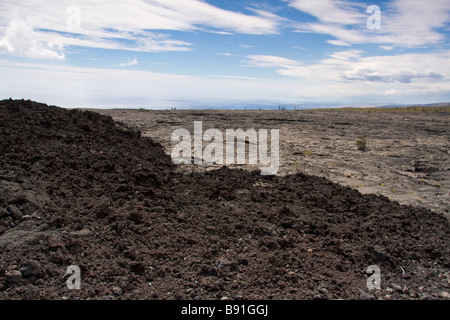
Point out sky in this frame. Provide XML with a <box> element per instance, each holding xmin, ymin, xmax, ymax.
<box><xmin>0</xmin><ymin>0</ymin><xmax>450</xmax><ymax>109</ymax></box>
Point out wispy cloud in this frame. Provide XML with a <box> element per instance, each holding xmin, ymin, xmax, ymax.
<box><xmin>326</xmin><ymin>40</ymin><xmax>351</xmax><ymax>47</ymax></box>
<box><xmin>244</xmin><ymin>55</ymin><xmax>301</xmax><ymax>71</ymax></box>
<box><xmin>1</xmin><ymin>54</ymin><xmax>449</xmax><ymax>107</ymax></box>
<box><xmin>245</xmin><ymin>50</ymin><xmax>450</xmax><ymax>83</ymax></box>
<box><xmin>287</xmin><ymin>0</ymin><xmax>365</xmax><ymax>25</ymax></box>
<box><xmin>0</xmin><ymin>20</ymin><xmax>66</xmax><ymax>59</ymax></box>
<box><xmin>288</xmin><ymin>0</ymin><xmax>450</xmax><ymax>47</ymax></box>
<box><xmin>119</xmin><ymin>57</ymin><xmax>138</xmax><ymax>67</ymax></box>
<box><xmin>0</xmin><ymin>0</ymin><xmax>283</xmax><ymax>59</ymax></box>
<box><xmin>1</xmin><ymin>1</ymin><xmax>449</xmax><ymax>106</ymax></box>
<box><xmin>0</xmin><ymin>59</ymin><xmax>295</xmax><ymax>107</ymax></box>
<box><xmin>379</xmin><ymin>45</ymin><xmax>394</xmax><ymax>51</ymax></box>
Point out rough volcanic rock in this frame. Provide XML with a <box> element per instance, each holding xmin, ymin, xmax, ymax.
<box><xmin>0</xmin><ymin>99</ymin><xmax>449</xmax><ymax>300</ymax></box>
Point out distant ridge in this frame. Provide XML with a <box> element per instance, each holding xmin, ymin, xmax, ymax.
<box><xmin>377</xmin><ymin>102</ymin><xmax>450</xmax><ymax>108</ymax></box>
<box><xmin>312</xmin><ymin>104</ymin><xmax>450</xmax><ymax>113</ymax></box>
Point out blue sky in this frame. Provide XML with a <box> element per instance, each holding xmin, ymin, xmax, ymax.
<box><xmin>1</xmin><ymin>0</ymin><xmax>450</xmax><ymax>108</ymax></box>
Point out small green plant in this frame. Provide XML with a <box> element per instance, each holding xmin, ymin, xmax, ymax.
<box><xmin>356</xmin><ymin>136</ymin><xmax>367</xmax><ymax>152</ymax></box>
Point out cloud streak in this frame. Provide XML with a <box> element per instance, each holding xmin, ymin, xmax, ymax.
<box><xmin>0</xmin><ymin>59</ymin><xmax>296</xmax><ymax>107</ymax></box>
<box><xmin>245</xmin><ymin>50</ymin><xmax>450</xmax><ymax>83</ymax></box>
<box><xmin>2</xmin><ymin>50</ymin><xmax>449</xmax><ymax>108</ymax></box>
<box><xmin>288</xmin><ymin>0</ymin><xmax>450</xmax><ymax>47</ymax></box>
<box><xmin>0</xmin><ymin>0</ymin><xmax>283</xmax><ymax>59</ymax></box>
<box><xmin>288</xmin><ymin>0</ymin><xmax>365</xmax><ymax>25</ymax></box>
<box><xmin>120</xmin><ymin>57</ymin><xmax>138</xmax><ymax>67</ymax></box>
<box><xmin>1</xmin><ymin>1</ymin><xmax>449</xmax><ymax>106</ymax></box>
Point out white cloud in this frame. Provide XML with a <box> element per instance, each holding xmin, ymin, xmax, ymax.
<box><xmin>119</xmin><ymin>57</ymin><xmax>138</xmax><ymax>67</ymax></box>
<box><xmin>342</xmin><ymin>53</ymin><xmax>448</xmax><ymax>83</ymax></box>
<box><xmin>0</xmin><ymin>60</ymin><xmax>297</xmax><ymax>107</ymax></box>
<box><xmin>246</xmin><ymin>50</ymin><xmax>450</xmax><ymax>82</ymax></box>
<box><xmin>382</xmin><ymin>0</ymin><xmax>450</xmax><ymax>46</ymax></box>
<box><xmin>288</xmin><ymin>0</ymin><xmax>450</xmax><ymax>48</ymax></box>
<box><xmin>245</xmin><ymin>55</ymin><xmax>301</xmax><ymax>69</ymax></box>
<box><xmin>0</xmin><ymin>0</ymin><xmax>283</xmax><ymax>59</ymax></box>
<box><xmin>0</xmin><ymin>19</ymin><xmax>65</xmax><ymax>59</ymax></box>
<box><xmin>287</xmin><ymin>0</ymin><xmax>365</xmax><ymax>25</ymax></box>
<box><xmin>1</xmin><ymin>56</ymin><xmax>449</xmax><ymax>107</ymax></box>
<box><xmin>326</xmin><ymin>40</ymin><xmax>351</xmax><ymax>47</ymax></box>
<box><xmin>244</xmin><ymin>50</ymin><xmax>450</xmax><ymax>101</ymax></box>
<box><xmin>294</xmin><ymin>22</ymin><xmax>367</xmax><ymax>43</ymax></box>
<box><xmin>329</xmin><ymin>50</ymin><xmax>362</xmax><ymax>61</ymax></box>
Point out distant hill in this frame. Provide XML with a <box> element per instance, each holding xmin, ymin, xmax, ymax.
<box><xmin>312</xmin><ymin>103</ymin><xmax>450</xmax><ymax>113</ymax></box>
<box><xmin>377</xmin><ymin>102</ymin><xmax>450</xmax><ymax>109</ymax></box>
